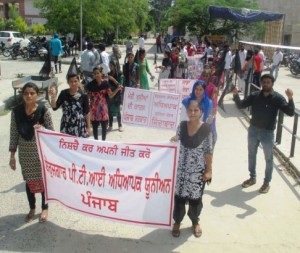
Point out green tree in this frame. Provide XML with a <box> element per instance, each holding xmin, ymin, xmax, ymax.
<box><xmin>34</xmin><ymin>0</ymin><xmax>150</xmax><ymax>43</ymax></box>
<box><xmin>31</xmin><ymin>24</ymin><xmax>46</xmax><ymax>35</ymax></box>
<box><xmin>15</xmin><ymin>16</ymin><xmax>28</xmax><ymax>34</ymax></box>
<box><xmin>168</xmin><ymin>0</ymin><xmax>259</xmax><ymax>41</ymax></box>
<box><xmin>148</xmin><ymin>0</ymin><xmax>173</xmax><ymax>33</ymax></box>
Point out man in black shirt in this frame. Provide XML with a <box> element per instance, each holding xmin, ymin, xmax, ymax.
<box><xmin>233</xmin><ymin>74</ymin><xmax>294</xmax><ymax>193</ymax></box>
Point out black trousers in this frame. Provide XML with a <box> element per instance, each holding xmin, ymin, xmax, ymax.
<box><xmin>53</xmin><ymin>55</ymin><xmax>61</xmax><ymax>73</ymax></box>
<box><xmin>92</xmin><ymin>120</ymin><xmax>108</xmax><ymax>140</ymax></box>
<box><xmin>173</xmin><ymin>184</ymin><xmax>206</xmax><ymax>225</ymax></box>
<box><xmin>157</xmin><ymin>44</ymin><xmax>163</xmax><ymax>53</ymax></box>
<box><xmin>26</xmin><ymin>183</ymin><xmax>48</xmax><ymax>210</ymax></box>
<box><xmin>109</xmin><ymin>113</ymin><xmax>122</xmax><ymax>128</ymax></box>
<box><xmin>253</xmin><ymin>72</ymin><xmax>261</xmax><ymax>90</ymax></box>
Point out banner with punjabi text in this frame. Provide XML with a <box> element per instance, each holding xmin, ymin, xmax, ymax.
<box><xmin>36</xmin><ymin>129</ymin><xmax>178</xmax><ymax>228</ymax></box>
<box><xmin>159</xmin><ymin>79</ymin><xmax>197</xmax><ymax>99</ymax></box>
<box><xmin>122</xmin><ymin>87</ymin><xmax>181</xmax><ymax>131</ymax></box>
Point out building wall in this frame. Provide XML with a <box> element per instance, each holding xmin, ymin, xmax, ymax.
<box><xmin>0</xmin><ymin>0</ymin><xmax>46</xmax><ymax>26</ymax></box>
<box><xmin>256</xmin><ymin>0</ymin><xmax>300</xmax><ymax>46</ymax></box>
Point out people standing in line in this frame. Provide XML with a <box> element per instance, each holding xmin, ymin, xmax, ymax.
<box><xmin>9</xmin><ymin>82</ymin><xmax>54</xmax><ymax>223</ymax></box>
<box><xmin>237</xmin><ymin>44</ymin><xmax>247</xmax><ymax>93</ymax></box>
<box><xmin>232</xmin><ymin>74</ymin><xmax>295</xmax><ymax>193</ymax></box>
<box><xmin>270</xmin><ymin>48</ymin><xmax>283</xmax><ymax>82</ymax></box>
<box><xmin>99</xmin><ymin>44</ymin><xmax>110</xmax><ymax>75</ymax></box>
<box><xmin>49</xmin><ymin>73</ymin><xmax>90</xmax><ymax>138</ymax></box>
<box><xmin>107</xmin><ymin>61</ymin><xmax>124</xmax><ymax>132</ymax></box>
<box><xmin>156</xmin><ymin>34</ymin><xmax>163</xmax><ymax>53</ymax></box>
<box><xmin>123</xmin><ymin>52</ymin><xmax>140</xmax><ymax>88</ymax></box>
<box><xmin>138</xmin><ymin>34</ymin><xmax>145</xmax><ymax>50</ymax></box>
<box><xmin>86</xmin><ymin>67</ymin><xmax>121</xmax><ymax>140</ymax></box>
<box><xmin>170</xmin><ymin>100</ymin><xmax>213</xmax><ymax>238</ymax></box>
<box><xmin>137</xmin><ymin>49</ymin><xmax>154</xmax><ymax>90</ymax></box>
<box><xmin>253</xmin><ymin>49</ymin><xmax>263</xmax><ymax>89</ymax></box>
<box><xmin>124</xmin><ymin>36</ymin><xmax>134</xmax><ymax>64</ymax></box>
<box><xmin>50</xmin><ymin>33</ymin><xmax>63</xmax><ymax>74</ymax></box>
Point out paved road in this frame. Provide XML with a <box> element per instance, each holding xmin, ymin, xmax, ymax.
<box><xmin>0</xmin><ymin>39</ymin><xmax>300</xmax><ymax>253</ymax></box>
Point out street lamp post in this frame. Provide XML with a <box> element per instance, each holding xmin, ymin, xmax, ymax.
<box><xmin>80</xmin><ymin>0</ymin><xmax>83</xmax><ymax>52</ymax></box>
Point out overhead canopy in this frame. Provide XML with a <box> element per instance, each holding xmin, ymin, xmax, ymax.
<box><xmin>240</xmin><ymin>41</ymin><xmax>300</xmax><ymax>51</ymax></box>
<box><xmin>208</xmin><ymin>6</ymin><xmax>284</xmax><ymax>22</ymax></box>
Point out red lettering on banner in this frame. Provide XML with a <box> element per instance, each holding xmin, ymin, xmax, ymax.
<box><xmin>121</xmin><ymin>146</ymin><xmax>136</xmax><ymax>157</ymax></box>
<box><xmin>136</xmin><ymin>93</ymin><xmax>149</xmax><ymax>101</ymax></box>
<box><xmin>78</xmin><ymin>164</ymin><xmax>87</xmax><ymax>185</ymax></box>
<box><xmin>135</xmin><ymin>115</ymin><xmax>147</xmax><ymax>124</ymax></box>
<box><xmin>144</xmin><ymin>172</ymin><xmax>172</xmax><ymax>199</ymax></box>
<box><xmin>81</xmin><ymin>191</ymin><xmax>119</xmax><ymax>212</ymax></box>
<box><xmin>108</xmin><ymin>168</ymin><xmax>142</xmax><ymax>192</ymax></box>
<box><xmin>123</xmin><ymin>113</ymin><xmax>134</xmax><ymax>122</ymax></box>
<box><xmin>134</xmin><ymin>104</ymin><xmax>146</xmax><ymax>110</ymax></box>
<box><xmin>82</xmin><ymin>143</ymin><xmax>94</xmax><ymax>152</ymax></box>
<box><xmin>88</xmin><ymin>166</ymin><xmax>106</xmax><ymax>187</ymax></box>
<box><xmin>138</xmin><ymin>148</ymin><xmax>151</xmax><ymax>158</ymax></box>
<box><xmin>45</xmin><ymin>159</ymin><xmax>67</xmax><ymax>179</ymax></box>
<box><xmin>96</xmin><ymin>145</ymin><xmax>118</xmax><ymax>156</ymax></box>
<box><xmin>128</xmin><ymin>91</ymin><xmax>135</xmax><ymax>99</ymax></box>
<box><xmin>59</xmin><ymin>138</ymin><xmax>79</xmax><ymax>151</ymax></box>
<box><xmin>68</xmin><ymin>163</ymin><xmax>77</xmax><ymax>183</ymax></box>
<box><xmin>154</xmin><ymin>100</ymin><xmax>177</xmax><ymax>110</ymax></box>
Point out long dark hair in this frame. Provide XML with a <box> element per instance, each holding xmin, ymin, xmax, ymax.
<box><xmin>22</xmin><ymin>82</ymin><xmax>39</xmax><ymax>94</ymax></box>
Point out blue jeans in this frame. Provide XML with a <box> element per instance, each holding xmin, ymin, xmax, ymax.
<box><xmin>248</xmin><ymin>126</ymin><xmax>274</xmax><ymax>185</ymax></box>
<box><xmin>270</xmin><ymin>65</ymin><xmax>279</xmax><ymax>81</ymax></box>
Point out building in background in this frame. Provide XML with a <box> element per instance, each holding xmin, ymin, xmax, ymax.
<box><xmin>256</xmin><ymin>0</ymin><xmax>300</xmax><ymax>46</ymax></box>
<box><xmin>0</xmin><ymin>0</ymin><xmax>46</xmax><ymax>26</ymax></box>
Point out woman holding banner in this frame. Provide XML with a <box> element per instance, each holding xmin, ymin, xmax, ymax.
<box><xmin>9</xmin><ymin>82</ymin><xmax>54</xmax><ymax>223</ymax></box>
<box><xmin>170</xmin><ymin>100</ymin><xmax>213</xmax><ymax>238</ymax></box>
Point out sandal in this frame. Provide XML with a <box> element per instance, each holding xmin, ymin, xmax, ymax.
<box><xmin>25</xmin><ymin>209</ymin><xmax>35</xmax><ymax>223</ymax></box>
<box><xmin>171</xmin><ymin>223</ymin><xmax>180</xmax><ymax>237</ymax></box>
<box><xmin>107</xmin><ymin>126</ymin><xmax>113</xmax><ymax>132</ymax></box>
<box><xmin>118</xmin><ymin>127</ymin><xmax>124</xmax><ymax>132</ymax></box>
<box><xmin>192</xmin><ymin>224</ymin><xmax>202</xmax><ymax>238</ymax></box>
<box><xmin>39</xmin><ymin>209</ymin><xmax>48</xmax><ymax>223</ymax></box>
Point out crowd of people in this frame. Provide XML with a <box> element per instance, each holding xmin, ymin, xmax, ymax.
<box><xmin>8</xmin><ymin>33</ymin><xmax>295</xmax><ymax>240</ymax></box>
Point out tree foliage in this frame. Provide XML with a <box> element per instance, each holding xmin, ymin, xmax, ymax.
<box><xmin>34</xmin><ymin>0</ymin><xmax>150</xmax><ymax>43</ymax></box>
<box><xmin>30</xmin><ymin>24</ymin><xmax>46</xmax><ymax>35</ymax></box>
<box><xmin>15</xmin><ymin>16</ymin><xmax>28</xmax><ymax>34</ymax></box>
<box><xmin>148</xmin><ymin>0</ymin><xmax>173</xmax><ymax>33</ymax></box>
<box><xmin>168</xmin><ymin>0</ymin><xmax>260</xmax><ymax>41</ymax></box>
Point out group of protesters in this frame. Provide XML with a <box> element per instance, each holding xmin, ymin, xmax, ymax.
<box><xmin>8</xmin><ymin>33</ymin><xmax>295</xmax><ymax>240</ymax></box>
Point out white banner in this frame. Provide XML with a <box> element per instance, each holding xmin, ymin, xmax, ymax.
<box><xmin>122</xmin><ymin>88</ymin><xmax>181</xmax><ymax>131</ymax></box>
<box><xmin>36</xmin><ymin>129</ymin><xmax>178</xmax><ymax>228</ymax></box>
<box><xmin>159</xmin><ymin>79</ymin><xmax>197</xmax><ymax>99</ymax></box>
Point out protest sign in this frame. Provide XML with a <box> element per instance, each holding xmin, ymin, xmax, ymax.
<box><xmin>159</xmin><ymin>79</ymin><xmax>197</xmax><ymax>99</ymax></box>
<box><xmin>122</xmin><ymin>88</ymin><xmax>181</xmax><ymax>130</ymax></box>
<box><xmin>36</xmin><ymin>129</ymin><xmax>178</xmax><ymax>228</ymax></box>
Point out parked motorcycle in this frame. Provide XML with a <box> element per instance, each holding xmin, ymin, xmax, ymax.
<box><xmin>289</xmin><ymin>58</ymin><xmax>300</xmax><ymax>76</ymax></box>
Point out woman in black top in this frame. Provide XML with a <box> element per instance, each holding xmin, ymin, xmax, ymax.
<box><xmin>49</xmin><ymin>73</ymin><xmax>90</xmax><ymax>138</ymax></box>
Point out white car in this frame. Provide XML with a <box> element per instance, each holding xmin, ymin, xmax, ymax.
<box><xmin>0</xmin><ymin>31</ymin><xmax>30</xmax><ymax>47</ymax></box>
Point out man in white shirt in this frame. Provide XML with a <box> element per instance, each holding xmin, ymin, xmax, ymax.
<box><xmin>138</xmin><ymin>34</ymin><xmax>145</xmax><ymax>49</ymax></box>
<box><xmin>80</xmin><ymin>42</ymin><xmax>96</xmax><ymax>74</ymax></box>
<box><xmin>237</xmin><ymin>44</ymin><xmax>247</xmax><ymax>92</ymax></box>
<box><xmin>224</xmin><ymin>45</ymin><xmax>232</xmax><ymax>84</ymax></box>
<box><xmin>99</xmin><ymin>44</ymin><xmax>110</xmax><ymax>75</ymax></box>
<box><xmin>270</xmin><ymin>48</ymin><xmax>283</xmax><ymax>82</ymax></box>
